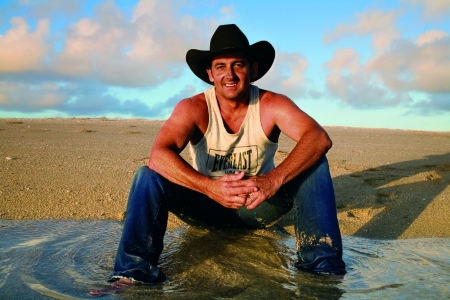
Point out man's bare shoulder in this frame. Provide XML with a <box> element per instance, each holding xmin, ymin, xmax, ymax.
<box><xmin>179</xmin><ymin>93</ymin><xmax>207</xmax><ymax>108</ymax></box>
<box><xmin>259</xmin><ymin>89</ymin><xmax>292</xmax><ymax>103</ymax></box>
<box><xmin>171</xmin><ymin>93</ymin><xmax>208</xmax><ymax>120</ymax></box>
<box><xmin>259</xmin><ymin>89</ymin><xmax>298</xmax><ymax>114</ymax></box>
<box><xmin>168</xmin><ymin>92</ymin><xmax>209</xmax><ymax>137</ymax></box>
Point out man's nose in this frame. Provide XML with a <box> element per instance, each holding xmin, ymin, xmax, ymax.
<box><xmin>225</xmin><ymin>66</ymin><xmax>236</xmax><ymax>77</ymax></box>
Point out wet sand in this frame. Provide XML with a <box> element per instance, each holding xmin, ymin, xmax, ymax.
<box><xmin>1</xmin><ymin>118</ymin><xmax>449</xmax><ymax>239</ymax></box>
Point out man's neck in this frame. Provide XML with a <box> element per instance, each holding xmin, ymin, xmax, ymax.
<box><xmin>215</xmin><ymin>91</ymin><xmax>250</xmax><ymax>134</ymax></box>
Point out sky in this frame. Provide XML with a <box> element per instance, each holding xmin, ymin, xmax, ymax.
<box><xmin>0</xmin><ymin>0</ymin><xmax>449</xmax><ymax>131</ymax></box>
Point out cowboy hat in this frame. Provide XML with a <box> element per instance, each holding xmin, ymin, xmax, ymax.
<box><xmin>186</xmin><ymin>24</ymin><xmax>275</xmax><ymax>85</ymax></box>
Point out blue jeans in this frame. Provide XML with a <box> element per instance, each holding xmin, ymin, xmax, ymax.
<box><xmin>110</xmin><ymin>157</ymin><xmax>346</xmax><ymax>283</ymax></box>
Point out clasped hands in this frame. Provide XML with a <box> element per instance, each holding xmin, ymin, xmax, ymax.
<box><xmin>211</xmin><ymin>171</ymin><xmax>279</xmax><ymax>210</ymax></box>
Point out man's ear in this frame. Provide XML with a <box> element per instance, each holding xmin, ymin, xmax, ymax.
<box><xmin>206</xmin><ymin>68</ymin><xmax>214</xmax><ymax>83</ymax></box>
<box><xmin>251</xmin><ymin>62</ymin><xmax>259</xmax><ymax>80</ymax></box>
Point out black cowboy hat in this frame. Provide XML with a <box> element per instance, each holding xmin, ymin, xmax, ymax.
<box><xmin>186</xmin><ymin>24</ymin><xmax>275</xmax><ymax>85</ymax></box>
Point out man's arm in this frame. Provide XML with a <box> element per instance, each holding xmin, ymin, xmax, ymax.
<box><xmin>264</xmin><ymin>92</ymin><xmax>332</xmax><ymax>185</ymax></box>
<box><xmin>234</xmin><ymin>91</ymin><xmax>332</xmax><ymax>209</ymax></box>
<box><xmin>148</xmin><ymin>95</ymin><xmax>257</xmax><ymax>209</ymax></box>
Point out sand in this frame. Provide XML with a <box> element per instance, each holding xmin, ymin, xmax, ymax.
<box><xmin>1</xmin><ymin>118</ymin><xmax>449</xmax><ymax>239</ymax></box>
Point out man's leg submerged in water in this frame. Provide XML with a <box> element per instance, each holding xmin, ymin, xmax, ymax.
<box><xmin>90</xmin><ymin>166</ymin><xmax>169</xmax><ymax>296</ymax></box>
<box><xmin>90</xmin><ymin>158</ymin><xmax>345</xmax><ymax>295</ymax></box>
<box><xmin>288</xmin><ymin>156</ymin><xmax>346</xmax><ymax>275</ymax></box>
<box><xmin>234</xmin><ymin>156</ymin><xmax>346</xmax><ymax>276</ymax></box>
<box><xmin>89</xmin><ymin>166</ymin><xmax>248</xmax><ymax>296</ymax></box>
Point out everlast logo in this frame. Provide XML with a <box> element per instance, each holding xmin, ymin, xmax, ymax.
<box><xmin>207</xmin><ymin>145</ymin><xmax>258</xmax><ymax>175</ymax></box>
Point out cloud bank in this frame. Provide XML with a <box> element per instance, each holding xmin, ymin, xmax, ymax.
<box><xmin>0</xmin><ymin>0</ymin><xmax>223</xmax><ymax>116</ymax></box>
<box><xmin>0</xmin><ymin>0</ymin><xmax>449</xmax><ymax>119</ymax></box>
<box><xmin>324</xmin><ymin>1</ymin><xmax>450</xmax><ymax>114</ymax></box>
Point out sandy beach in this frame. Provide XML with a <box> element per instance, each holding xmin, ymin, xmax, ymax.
<box><xmin>1</xmin><ymin>118</ymin><xmax>449</xmax><ymax>239</ymax></box>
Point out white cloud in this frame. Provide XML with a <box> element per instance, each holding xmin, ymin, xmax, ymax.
<box><xmin>0</xmin><ymin>81</ymin><xmax>66</xmax><ymax>111</ymax></box>
<box><xmin>324</xmin><ymin>48</ymin><xmax>410</xmax><ymax>108</ymax></box>
<box><xmin>1</xmin><ymin>0</ymin><xmax>219</xmax><ymax>87</ymax></box>
<box><xmin>0</xmin><ymin>17</ymin><xmax>50</xmax><ymax>72</ymax></box>
<box><xmin>324</xmin><ymin>9</ymin><xmax>401</xmax><ymax>53</ymax></box>
<box><xmin>258</xmin><ymin>51</ymin><xmax>309</xmax><ymax>97</ymax></box>
<box><xmin>324</xmin><ymin>5</ymin><xmax>450</xmax><ymax>113</ymax></box>
<box><xmin>415</xmin><ymin>29</ymin><xmax>448</xmax><ymax>46</ymax></box>
<box><xmin>0</xmin><ymin>0</ymin><xmax>224</xmax><ymax>117</ymax></box>
<box><xmin>0</xmin><ymin>79</ymin><xmax>195</xmax><ymax>117</ymax></box>
<box><xmin>408</xmin><ymin>0</ymin><xmax>450</xmax><ymax>20</ymax></box>
<box><xmin>50</xmin><ymin>0</ymin><xmax>219</xmax><ymax>86</ymax></box>
<box><xmin>371</xmin><ymin>35</ymin><xmax>450</xmax><ymax>93</ymax></box>
<box><xmin>220</xmin><ymin>4</ymin><xmax>234</xmax><ymax>15</ymax></box>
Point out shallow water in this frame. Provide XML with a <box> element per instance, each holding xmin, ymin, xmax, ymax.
<box><xmin>0</xmin><ymin>220</ymin><xmax>449</xmax><ymax>299</ymax></box>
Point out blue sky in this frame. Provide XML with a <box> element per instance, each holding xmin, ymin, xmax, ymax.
<box><xmin>1</xmin><ymin>0</ymin><xmax>449</xmax><ymax>131</ymax></box>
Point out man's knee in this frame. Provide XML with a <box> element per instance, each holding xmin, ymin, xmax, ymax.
<box><xmin>288</xmin><ymin>156</ymin><xmax>332</xmax><ymax>191</ymax></box>
<box><xmin>135</xmin><ymin>165</ymin><xmax>151</xmax><ymax>176</ymax></box>
<box><xmin>310</xmin><ymin>156</ymin><xmax>331</xmax><ymax>177</ymax></box>
<box><xmin>130</xmin><ymin>166</ymin><xmax>165</xmax><ymax>192</ymax></box>
<box><xmin>135</xmin><ymin>166</ymin><xmax>161</xmax><ymax>180</ymax></box>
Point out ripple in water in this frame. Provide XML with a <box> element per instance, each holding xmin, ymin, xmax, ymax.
<box><xmin>0</xmin><ymin>220</ymin><xmax>449</xmax><ymax>299</ymax></box>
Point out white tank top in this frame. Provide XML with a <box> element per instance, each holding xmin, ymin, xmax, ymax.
<box><xmin>190</xmin><ymin>85</ymin><xmax>278</xmax><ymax>178</ymax></box>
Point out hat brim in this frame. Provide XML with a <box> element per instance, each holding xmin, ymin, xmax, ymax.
<box><xmin>186</xmin><ymin>41</ymin><xmax>275</xmax><ymax>85</ymax></box>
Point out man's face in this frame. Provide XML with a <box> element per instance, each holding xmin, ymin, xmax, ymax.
<box><xmin>206</xmin><ymin>52</ymin><xmax>258</xmax><ymax>102</ymax></box>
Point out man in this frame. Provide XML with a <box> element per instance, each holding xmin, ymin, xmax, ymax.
<box><xmin>90</xmin><ymin>24</ymin><xmax>345</xmax><ymax>296</ymax></box>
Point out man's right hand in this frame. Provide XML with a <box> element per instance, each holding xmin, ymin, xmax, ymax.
<box><xmin>207</xmin><ymin>171</ymin><xmax>258</xmax><ymax>209</ymax></box>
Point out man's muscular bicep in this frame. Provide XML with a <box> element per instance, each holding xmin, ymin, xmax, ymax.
<box><xmin>152</xmin><ymin>99</ymin><xmax>199</xmax><ymax>154</ymax></box>
<box><xmin>264</xmin><ymin>92</ymin><xmax>325</xmax><ymax>143</ymax></box>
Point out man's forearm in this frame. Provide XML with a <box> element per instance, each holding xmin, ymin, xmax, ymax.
<box><xmin>148</xmin><ymin>149</ymin><xmax>210</xmax><ymax>194</ymax></box>
<box><xmin>148</xmin><ymin>148</ymin><xmax>258</xmax><ymax>209</ymax></box>
<box><xmin>268</xmin><ymin>129</ymin><xmax>331</xmax><ymax>186</ymax></box>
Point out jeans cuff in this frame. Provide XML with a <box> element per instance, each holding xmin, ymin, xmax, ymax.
<box><xmin>108</xmin><ymin>266</ymin><xmax>166</xmax><ymax>284</ymax></box>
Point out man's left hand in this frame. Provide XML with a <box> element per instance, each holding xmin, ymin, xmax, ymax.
<box><xmin>225</xmin><ymin>174</ymin><xmax>282</xmax><ymax>210</ymax></box>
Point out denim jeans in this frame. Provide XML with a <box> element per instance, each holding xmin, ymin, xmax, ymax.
<box><xmin>109</xmin><ymin>157</ymin><xmax>346</xmax><ymax>283</ymax></box>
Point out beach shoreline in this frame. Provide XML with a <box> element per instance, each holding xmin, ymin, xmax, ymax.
<box><xmin>1</xmin><ymin>118</ymin><xmax>449</xmax><ymax>239</ymax></box>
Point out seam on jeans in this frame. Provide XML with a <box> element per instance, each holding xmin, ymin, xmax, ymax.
<box><xmin>146</xmin><ymin>176</ymin><xmax>165</xmax><ymax>254</ymax></box>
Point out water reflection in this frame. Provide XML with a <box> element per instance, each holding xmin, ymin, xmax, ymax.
<box><xmin>0</xmin><ymin>220</ymin><xmax>449</xmax><ymax>299</ymax></box>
